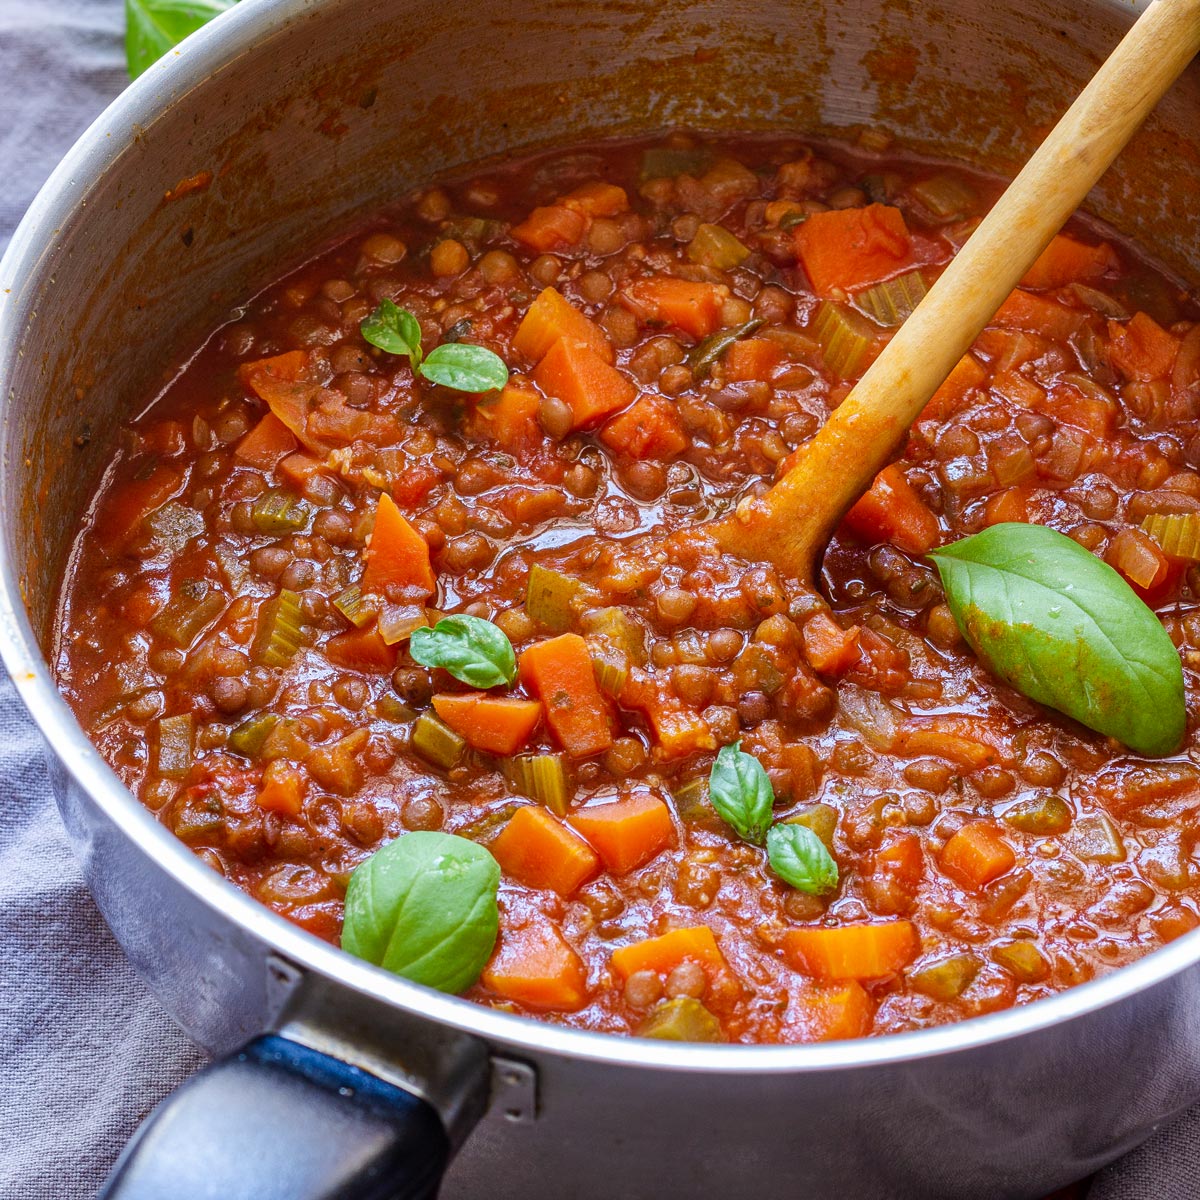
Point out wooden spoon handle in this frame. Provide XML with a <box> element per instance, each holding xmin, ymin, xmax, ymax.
<box><xmin>717</xmin><ymin>0</ymin><xmax>1200</xmax><ymax>579</ymax></box>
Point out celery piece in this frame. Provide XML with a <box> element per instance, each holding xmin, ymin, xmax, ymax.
<box><xmin>251</xmin><ymin>589</ymin><xmax>305</xmax><ymax>668</ymax></box>
<box><xmin>639</xmin><ymin>146</ymin><xmax>715</xmax><ymax>182</ymax></box>
<box><xmin>687</xmin><ymin>317</ymin><xmax>765</xmax><ymax>380</ymax></box>
<box><xmin>150</xmin><ymin>580</ymin><xmax>226</xmax><ymax>648</ymax></box>
<box><xmin>686</xmin><ymin>223</ymin><xmax>751</xmax><ymax>270</ymax></box>
<box><xmin>910</xmin><ymin>953</ymin><xmax>979</xmax><ymax>1001</ymax></box>
<box><xmin>1142</xmin><ymin>512</ymin><xmax>1200</xmax><ymax>562</ymax></box>
<box><xmin>259</xmin><ymin>717</ymin><xmax>312</xmax><ymax>763</ymax></box>
<box><xmin>440</xmin><ymin>216</ymin><xmax>506</xmax><ymax>249</ymax></box>
<box><xmin>579</xmin><ymin>606</ymin><xmax>648</xmax><ymax>666</ymax></box>
<box><xmin>374</xmin><ymin>694</ymin><xmax>418</xmax><ymax>724</ymax></box>
<box><xmin>1002</xmin><ymin>794</ymin><xmax>1072</xmax><ymax>836</ymax></box>
<box><xmin>227</xmin><ymin>712</ymin><xmax>280</xmax><ymax>760</ymax></box>
<box><xmin>638</xmin><ymin>997</ymin><xmax>722</xmax><ymax>1042</ymax></box>
<box><xmin>333</xmin><ymin>584</ymin><xmax>375</xmax><ymax>629</ymax></box>
<box><xmin>672</xmin><ymin>777</ymin><xmax>724</xmax><ymax>832</ymax></box>
<box><xmin>526</xmin><ymin>564</ymin><xmax>580</xmax><ymax>633</ymax></box>
<box><xmin>155</xmin><ymin>714</ymin><xmax>194</xmax><ymax>779</ymax></box>
<box><xmin>251</xmin><ymin>489</ymin><xmax>310</xmax><ymax>534</ymax></box>
<box><xmin>378</xmin><ymin>603</ymin><xmax>430</xmax><ymax>646</ymax></box>
<box><xmin>458</xmin><ymin>803</ymin><xmax>520</xmax><ymax>843</ymax></box>
<box><xmin>813</xmin><ymin>301</ymin><xmax>880</xmax><ymax>380</ymax></box>
<box><xmin>145</xmin><ymin>501</ymin><xmax>205</xmax><ymax>553</ymax></box>
<box><xmin>411</xmin><ymin>711</ymin><xmax>466</xmax><ymax>771</ymax></box>
<box><xmin>856</xmin><ymin>269</ymin><xmax>928</xmax><ymax>327</ymax></box>
<box><xmin>992</xmin><ymin>940</ymin><xmax>1050</xmax><ymax>984</ymax></box>
<box><xmin>505</xmin><ymin>753</ymin><xmax>570</xmax><ymax>816</ymax></box>
<box><xmin>910</xmin><ymin>173</ymin><xmax>977</xmax><ymax>220</ymax></box>
<box><xmin>590</xmin><ymin>650</ymin><xmax>628</xmax><ymax>698</ymax></box>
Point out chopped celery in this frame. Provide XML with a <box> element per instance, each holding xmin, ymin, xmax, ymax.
<box><xmin>440</xmin><ymin>216</ymin><xmax>506</xmax><ymax>248</ymax></box>
<box><xmin>251</xmin><ymin>489</ymin><xmax>310</xmax><ymax>534</ymax></box>
<box><xmin>579</xmin><ymin>606</ymin><xmax>647</xmax><ymax>666</ymax></box>
<box><xmin>673</xmin><ymin>777</ymin><xmax>724</xmax><ymax>831</ymax></box>
<box><xmin>333</xmin><ymin>584</ymin><xmax>375</xmax><ymax>629</ymax></box>
<box><xmin>259</xmin><ymin>717</ymin><xmax>312</xmax><ymax>762</ymax></box>
<box><xmin>813</xmin><ymin>301</ymin><xmax>880</xmax><ymax>380</ymax></box>
<box><xmin>1142</xmin><ymin>512</ymin><xmax>1200</xmax><ymax>561</ymax></box>
<box><xmin>155</xmin><ymin>714</ymin><xmax>194</xmax><ymax>779</ymax></box>
<box><xmin>783</xmin><ymin>801</ymin><xmax>838</xmax><ymax>850</ymax></box>
<box><xmin>638</xmin><ymin>997</ymin><xmax>722</xmax><ymax>1042</ymax></box>
<box><xmin>378</xmin><ymin>603</ymin><xmax>429</xmax><ymax>646</ymax></box>
<box><xmin>686</xmin><ymin>223</ymin><xmax>751</xmax><ymax>270</ymax></box>
<box><xmin>150</xmin><ymin>580</ymin><xmax>225</xmax><ymax>648</ymax></box>
<box><xmin>505</xmin><ymin>752</ymin><xmax>570</xmax><ymax>816</ymax></box>
<box><xmin>639</xmin><ymin>146</ymin><xmax>714</xmax><ymax>182</ymax></box>
<box><xmin>910</xmin><ymin>953</ymin><xmax>979</xmax><ymax>1001</ymax></box>
<box><xmin>411</xmin><ymin>711</ymin><xmax>466</xmax><ymax>770</ymax></box>
<box><xmin>591</xmin><ymin>650</ymin><xmax>628</xmax><ymax>698</ymax></box>
<box><xmin>856</xmin><ymin>269</ymin><xmax>928</xmax><ymax>326</ymax></box>
<box><xmin>457</xmin><ymin>802</ymin><xmax>520</xmax><ymax>842</ymax></box>
<box><xmin>227</xmin><ymin>712</ymin><xmax>280</xmax><ymax>759</ymax></box>
<box><xmin>910</xmin><ymin>173</ymin><xmax>977</xmax><ymax>219</ymax></box>
<box><xmin>145</xmin><ymin>501</ymin><xmax>205</xmax><ymax>553</ymax></box>
<box><xmin>687</xmin><ymin>317</ymin><xmax>765</xmax><ymax>380</ymax></box>
<box><xmin>373</xmin><ymin>694</ymin><xmax>418</xmax><ymax>723</ymax></box>
<box><xmin>251</xmin><ymin>589</ymin><xmax>305</xmax><ymax>668</ymax></box>
<box><xmin>992</xmin><ymin>940</ymin><xmax>1050</xmax><ymax>984</ymax></box>
<box><xmin>1002</xmin><ymin>794</ymin><xmax>1072</xmax><ymax>836</ymax></box>
<box><xmin>1066</xmin><ymin>813</ymin><xmax>1126</xmax><ymax>863</ymax></box>
<box><xmin>526</xmin><ymin>564</ymin><xmax>580</xmax><ymax>633</ymax></box>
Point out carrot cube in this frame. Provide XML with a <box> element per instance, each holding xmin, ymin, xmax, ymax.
<box><xmin>469</xmin><ymin>385</ymin><xmax>543</xmax><ymax>454</ymax></box>
<box><xmin>620</xmin><ymin>277</ymin><xmax>726</xmax><ymax>340</ymax></box>
<box><xmin>361</xmin><ymin>492</ymin><xmax>436</xmax><ymax>598</ymax></box>
<box><xmin>1021</xmin><ymin>234</ymin><xmax>1119</xmax><ymax>290</ymax></box>
<box><xmin>793</xmin><ymin>204</ymin><xmax>912</xmax><ymax>295</ymax></box>
<box><xmin>984</xmin><ymin>486</ymin><xmax>1031</xmax><ymax>526</ymax></box>
<box><xmin>921</xmin><ymin>353</ymin><xmax>987</xmax><ymax>423</ymax></box>
<box><xmin>940</xmin><ymin>821</ymin><xmax>1016</xmax><ymax>890</ymax></box>
<box><xmin>431</xmin><ymin>693</ymin><xmax>543</xmax><ymax>756</ymax></box>
<box><xmin>519</xmin><ymin>633</ymin><xmax>613</xmax><ymax>757</ymax></box>
<box><xmin>559</xmin><ymin>181</ymin><xmax>629</xmax><ymax>218</ymax></box>
<box><xmin>842</xmin><ymin>463</ymin><xmax>940</xmax><ymax>555</ymax></box>
<box><xmin>599</xmin><ymin>395</ymin><xmax>688</xmax><ymax>460</ymax></box>
<box><xmin>325</xmin><ymin>626</ymin><xmax>398</xmax><ymax>674</ymax></box>
<box><xmin>482</xmin><ymin>919</ymin><xmax>589</xmax><ymax>1011</ymax></box>
<box><xmin>511</xmin><ymin>204</ymin><xmax>587</xmax><ymax>253</ymax></box>
<box><xmin>787</xmin><ymin>981</ymin><xmax>875</xmax><ymax>1042</ymax></box>
<box><xmin>992</xmin><ymin>290</ymin><xmax>1087</xmax><ymax>341</ymax></box>
<box><xmin>256</xmin><ymin>762</ymin><xmax>307</xmax><ymax>817</ymax></box>
<box><xmin>802</xmin><ymin>612</ymin><xmax>862</xmax><ymax>676</ymax></box>
<box><xmin>235</xmin><ymin>412</ymin><xmax>300</xmax><ymax>470</ymax></box>
<box><xmin>568</xmin><ymin>793</ymin><xmax>674</xmax><ymax>874</ymax></box>
<box><xmin>1107</xmin><ymin>312</ymin><xmax>1181</xmax><ymax>382</ymax></box>
<box><xmin>782</xmin><ymin>920</ymin><xmax>919</xmax><ymax>981</ymax></box>
<box><xmin>491</xmin><ymin>806</ymin><xmax>601</xmax><ymax>896</ymax></box>
<box><xmin>723</xmin><ymin>337</ymin><xmax>785</xmax><ymax>382</ymax></box>
<box><xmin>511</xmin><ymin>287</ymin><xmax>613</xmax><ymax>364</ymax></box>
<box><xmin>534</xmin><ymin>338</ymin><xmax>636</xmax><ymax>431</ymax></box>
<box><xmin>611</xmin><ymin>925</ymin><xmax>729</xmax><ymax>982</ymax></box>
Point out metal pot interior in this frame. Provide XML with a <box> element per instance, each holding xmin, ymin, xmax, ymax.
<box><xmin>7</xmin><ymin>0</ymin><xmax>1200</xmax><ymax>644</ymax></box>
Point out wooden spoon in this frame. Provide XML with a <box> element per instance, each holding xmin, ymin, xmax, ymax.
<box><xmin>713</xmin><ymin>0</ymin><xmax>1200</xmax><ymax>580</ymax></box>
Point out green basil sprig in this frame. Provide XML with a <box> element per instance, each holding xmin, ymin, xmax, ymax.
<box><xmin>410</xmin><ymin>614</ymin><xmax>517</xmax><ymax>688</ymax></box>
<box><xmin>342</xmin><ymin>831</ymin><xmax>500</xmax><ymax>993</ymax></box>
<box><xmin>361</xmin><ymin>300</ymin><xmax>508</xmax><ymax>393</ymax></box>
<box><xmin>126</xmin><ymin>0</ymin><xmax>235</xmax><ymax>79</ymax></box>
<box><xmin>930</xmin><ymin>522</ymin><xmax>1185</xmax><ymax>757</ymax></box>
<box><xmin>708</xmin><ymin>742</ymin><xmax>774</xmax><ymax>844</ymax></box>
<box><xmin>766</xmin><ymin>824</ymin><xmax>838</xmax><ymax>894</ymax></box>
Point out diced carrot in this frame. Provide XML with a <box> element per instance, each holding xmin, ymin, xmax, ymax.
<box><xmin>235</xmin><ymin>412</ymin><xmax>300</xmax><ymax>470</ymax></box>
<box><xmin>781</xmin><ymin>920</ymin><xmax>919</xmax><ymax>981</ymax></box>
<box><xmin>511</xmin><ymin>204</ymin><xmax>587</xmax><ymax>253</ymax></box>
<box><xmin>984</xmin><ymin>486</ymin><xmax>1031</xmax><ymax>526</ymax></box>
<box><xmin>620</xmin><ymin>277</ymin><xmax>726</xmax><ymax>340</ymax></box>
<box><xmin>723</xmin><ymin>337</ymin><xmax>785</xmax><ymax>382</ymax></box>
<box><xmin>256</xmin><ymin>761</ymin><xmax>307</xmax><ymax>817</ymax></box>
<box><xmin>559</xmin><ymin>181</ymin><xmax>629</xmax><ymax>218</ymax></box>
<box><xmin>802</xmin><ymin>612</ymin><xmax>863</xmax><ymax>676</ymax></box>
<box><xmin>1108</xmin><ymin>312</ymin><xmax>1181</xmax><ymax>382</ymax></box>
<box><xmin>469</xmin><ymin>385</ymin><xmax>543</xmax><ymax>454</ymax></box>
<box><xmin>940</xmin><ymin>821</ymin><xmax>1015</xmax><ymax>890</ymax></box>
<box><xmin>511</xmin><ymin>287</ymin><xmax>613</xmax><ymax>364</ymax></box>
<box><xmin>1035</xmin><ymin>381</ymin><xmax>1116</xmax><ymax>437</ymax></box>
<box><xmin>431</xmin><ymin>693</ymin><xmax>543</xmax><ymax>755</ymax></box>
<box><xmin>325</xmin><ymin>626</ymin><xmax>398</xmax><ymax>673</ymax></box>
<box><xmin>617</xmin><ymin>671</ymin><xmax>716</xmax><ymax>759</ymax></box>
<box><xmin>1105</xmin><ymin>527</ymin><xmax>1170</xmax><ymax>592</ymax></box>
<box><xmin>519</xmin><ymin>633</ymin><xmax>612</xmax><ymax>757</ymax></box>
<box><xmin>534</xmin><ymin>338</ymin><xmax>636</xmax><ymax>432</ymax></box>
<box><xmin>482</xmin><ymin>918</ymin><xmax>589</xmax><ymax>1011</ymax></box>
<box><xmin>792</xmin><ymin>204</ymin><xmax>911</xmax><ymax>295</ymax></box>
<box><xmin>787</xmin><ymin>981</ymin><xmax>875</xmax><ymax>1042</ymax></box>
<box><xmin>611</xmin><ymin>925</ymin><xmax>729</xmax><ymax>983</ymax></box>
<box><xmin>920</xmin><ymin>353</ymin><xmax>987</xmax><ymax>423</ymax></box>
<box><xmin>278</xmin><ymin>452</ymin><xmax>332</xmax><ymax>491</ymax></box>
<box><xmin>568</xmin><ymin>793</ymin><xmax>674</xmax><ymax>874</ymax></box>
<box><xmin>237</xmin><ymin>350</ymin><xmax>318</xmax><ymax>440</ymax></box>
<box><xmin>361</xmin><ymin>492</ymin><xmax>436</xmax><ymax>598</ymax></box>
<box><xmin>842</xmin><ymin>463</ymin><xmax>940</xmax><ymax>555</ymax></box>
<box><xmin>992</xmin><ymin>290</ymin><xmax>1087</xmax><ymax>341</ymax></box>
<box><xmin>1021</xmin><ymin>234</ymin><xmax>1119</xmax><ymax>290</ymax></box>
<box><xmin>490</xmin><ymin>806</ymin><xmax>601</xmax><ymax>896</ymax></box>
<box><xmin>93</xmin><ymin>463</ymin><xmax>182</xmax><ymax>546</ymax></box>
<box><xmin>599</xmin><ymin>395</ymin><xmax>688</xmax><ymax>460</ymax></box>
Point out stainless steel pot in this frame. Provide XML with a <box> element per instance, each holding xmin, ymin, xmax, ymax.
<box><xmin>3</xmin><ymin>1</ymin><xmax>1200</xmax><ymax>1196</ymax></box>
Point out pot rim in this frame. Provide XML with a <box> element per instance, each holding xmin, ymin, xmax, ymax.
<box><xmin>2</xmin><ymin>0</ymin><xmax>1192</xmax><ymax>1076</ymax></box>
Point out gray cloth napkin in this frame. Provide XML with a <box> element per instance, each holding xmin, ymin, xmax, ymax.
<box><xmin>0</xmin><ymin>3</ymin><xmax>1197</xmax><ymax>1197</ymax></box>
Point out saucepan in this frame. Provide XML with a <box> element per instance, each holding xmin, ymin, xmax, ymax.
<box><xmin>3</xmin><ymin>0</ymin><xmax>1200</xmax><ymax>1196</ymax></box>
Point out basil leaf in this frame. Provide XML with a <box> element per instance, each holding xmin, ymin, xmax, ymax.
<box><xmin>766</xmin><ymin>823</ymin><xmax>838</xmax><ymax>894</ymax></box>
<box><xmin>930</xmin><ymin>522</ymin><xmax>1185</xmax><ymax>757</ymax></box>
<box><xmin>341</xmin><ymin>831</ymin><xmax>500</xmax><ymax>993</ymax></box>
<box><xmin>409</xmin><ymin>614</ymin><xmax>517</xmax><ymax>688</ymax></box>
<box><xmin>419</xmin><ymin>343</ymin><xmax>509</xmax><ymax>393</ymax></box>
<box><xmin>361</xmin><ymin>299</ymin><xmax>423</xmax><ymax>366</ymax></box>
<box><xmin>708</xmin><ymin>742</ymin><xmax>773</xmax><ymax>843</ymax></box>
<box><xmin>126</xmin><ymin>0</ymin><xmax>235</xmax><ymax>79</ymax></box>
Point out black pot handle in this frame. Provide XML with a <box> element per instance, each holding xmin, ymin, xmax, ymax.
<box><xmin>98</xmin><ymin>1034</ymin><xmax>450</xmax><ymax>1200</ymax></box>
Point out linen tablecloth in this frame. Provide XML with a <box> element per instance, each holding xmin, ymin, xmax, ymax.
<box><xmin>0</xmin><ymin>3</ymin><xmax>1196</xmax><ymax>1196</ymax></box>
